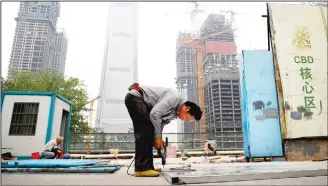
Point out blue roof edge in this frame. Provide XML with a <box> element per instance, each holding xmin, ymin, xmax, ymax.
<box><xmin>2</xmin><ymin>91</ymin><xmax>72</xmax><ymax>106</ymax></box>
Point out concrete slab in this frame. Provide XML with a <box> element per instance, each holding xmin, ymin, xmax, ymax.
<box><xmin>161</xmin><ymin>161</ymin><xmax>328</xmax><ymax>185</ymax></box>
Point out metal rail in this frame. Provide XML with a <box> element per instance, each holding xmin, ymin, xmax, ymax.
<box><xmin>68</xmin><ymin>132</ymin><xmax>244</xmax><ymax>153</ymax></box>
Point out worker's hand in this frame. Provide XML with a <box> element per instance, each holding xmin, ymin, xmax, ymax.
<box><xmin>154</xmin><ymin>138</ymin><xmax>164</xmax><ymax>149</ymax></box>
<box><xmin>57</xmin><ymin>150</ymin><xmax>64</xmax><ymax>159</ymax></box>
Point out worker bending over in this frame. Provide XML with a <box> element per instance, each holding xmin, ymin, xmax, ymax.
<box><xmin>41</xmin><ymin>136</ymin><xmax>64</xmax><ymax>159</ymax></box>
<box><xmin>125</xmin><ymin>83</ymin><xmax>202</xmax><ymax>177</ymax></box>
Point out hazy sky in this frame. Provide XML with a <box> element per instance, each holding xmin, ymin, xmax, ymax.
<box><xmin>1</xmin><ymin>2</ymin><xmax>268</xmax><ymax>134</ymax></box>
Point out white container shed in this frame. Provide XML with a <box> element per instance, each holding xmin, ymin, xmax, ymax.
<box><xmin>1</xmin><ymin>91</ymin><xmax>72</xmax><ymax>159</ymax></box>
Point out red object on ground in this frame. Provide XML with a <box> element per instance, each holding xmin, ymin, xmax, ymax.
<box><xmin>31</xmin><ymin>152</ymin><xmax>40</xmax><ymax>159</ymax></box>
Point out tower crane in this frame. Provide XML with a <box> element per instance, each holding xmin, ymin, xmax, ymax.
<box><xmin>165</xmin><ymin>2</ymin><xmax>204</xmax><ymax>139</ymax></box>
<box><xmin>86</xmin><ymin>95</ymin><xmax>100</xmax><ymax>154</ymax></box>
<box><xmin>219</xmin><ymin>10</ymin><xmax>256</xmax><ymax>30</ymax></box>
<box><xmin>183</xmin><ymin>5</ymin><xmax>248</xmax><ymax>143</ymax></box>
<box><xmin>189</xmin><ymin>1</ymin><xmax>204</xmax><ymax>34</ymax></box>
<box><xmin>185</xmin><ymin>1</ymin><xmax>207</xmax><ymax>143</ymax></box>
<box><xmin>220</xmin><ymin>10</ymin><xmax>236</xmax><ymax>29</ymax></box>
<box><xmin>88</xmin><ymin>96</ymin><xmax>101</xmax><ymax>128</ymax></box>
<box><xmin>168</xmin><ymin>4</ymin><xmax>246</xmax><ymax>143</ymax></box>
<box><xmin>163</xmin><ymin>2</ymin><xmax>204</xmax><ymax>35</ymax></box>
<box><xmin>183</xmin><ymin>28</ymin><xmax>239</xmax><ymax>143</ymax></box>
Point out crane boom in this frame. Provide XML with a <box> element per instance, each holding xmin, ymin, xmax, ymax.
<box><xmin>184</xmin><ymin>28</ymin><xmax>238</xmax><ymax>45</ymax></box>
<box><xmin>89</xmin><ymin>96</ymin><xmax>101</xmax><ymax>104</ymax></box>
<box><xmin>86</xmin><ymin>95</ymin><xmax>101</xmax><ymax>154</ymax></box>
<box><xmin>183</xmin><ymin>17</ymin><xmax>241</xmax><ymax>143</ymax></box>
<box><xmin>196</xmin><ymin>41</ymin><xmax>206</xmax><ymax>142</ymax></box>
<box><xmin>88</xmin><ymin>96</ymin><xmax>101</xmax><ymax>127</ymax></box>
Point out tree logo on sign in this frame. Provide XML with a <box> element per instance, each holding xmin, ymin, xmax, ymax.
<box><xmin>292</xmin><ymin>27</ymin><xmax>312</xmax><ymax>49</ymax></box>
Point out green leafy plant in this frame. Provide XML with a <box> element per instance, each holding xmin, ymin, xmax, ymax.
<box><xmin>3</xmin><ymin>70</ymin><xmax>92</xmax><ymax>137</ymax></box>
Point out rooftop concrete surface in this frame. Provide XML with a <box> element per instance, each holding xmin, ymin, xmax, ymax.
<box><xmin>191</xmin><ymin>176</ymin><xmax>328</xmax><ymax>185</ymax></box>
<box><xmin>2</xmin><ymin>167</ymin><xmax>170</xmax><ymax>185</ymax></box>
<box><xmin>2</xmin><ymin>171</ymin><xmax>327</xmax><ymax>185</ymax></box>
<box><xmin>2</xmin><ymin>159</ymin><xmax>327</xmax><ymax>185</ymax></box>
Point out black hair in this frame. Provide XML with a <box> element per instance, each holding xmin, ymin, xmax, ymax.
<box><xmin>184</xmin><ymin>101</ymin><xmax>203</xmax><ymax>121</ymax></box>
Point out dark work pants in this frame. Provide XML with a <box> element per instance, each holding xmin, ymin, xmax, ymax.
<box><xmin>125</xmin><ymin>93</ymin><xmax>155</xmax><ymax>171</ymax></box>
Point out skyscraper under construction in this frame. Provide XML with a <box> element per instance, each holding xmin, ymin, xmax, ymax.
<box><xmin>201</xmin><ymin>14</ymin><xmax>243</xmax><ymax>151</ymax></box>
<box><xmin>175</xmin><ymin>32</ymin><xmax>200</xmax><ymax>149</ymax></box>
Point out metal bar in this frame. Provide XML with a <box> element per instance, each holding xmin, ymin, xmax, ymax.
<box><xmin>69</xmin><ymin>132</ymin><xmax>244</xmax><ymax>152</ymax></box>
<box><xmin>261</xmin><ymin>14</ymin><xmax>270</xmax><ymax>51</ymax></box>
<box><xmin>161</xmin><ymin>171</ymin><xmax>181</xmax><ymax>185</ymax></box>
<box><xmin>2</xmin><ymin>160</ymin><xmax>112</xmax><ymax>168</ymax></box>
<box><xmin>1</xmin><ymin>167</ymin><xmax>119</xmax><ymax>173</ymax></box>
<box><xmin>68</xmin><ymin>150</ymin><xmax>244</xmax><ymax>156</ymax></box>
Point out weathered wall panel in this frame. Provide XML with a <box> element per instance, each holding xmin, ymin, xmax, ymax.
<box><xmin>269</xmin><ymin>3</ymin><xmax>328</xmax><ymax>139</ymax></box>
<box><xmin>285</xmin><ymin>139</ymin><xmax>328</xmax><ymax>161</ymax></box>
<box><xmin>241</xmin><ymin>50</ymin><xmax>283</xmax><ymax>158</ymax></box>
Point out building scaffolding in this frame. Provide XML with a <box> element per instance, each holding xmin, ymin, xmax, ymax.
<box><xmin>200</xmin><ymin>13</ymin><xmax>243</xmax><ymax>150</ymax></box>
<box><xmin>200</xmin><ymin>14</ymin><xmax>235</xmax><ymax>42</ymax></box>
<box><xmin>176</xmin><ymin>32</ymin><xmax>194</xmax><ymax>91</ymax></box>
<box><xmin>176</xmin><ymin>10</ymin><xmax>243</xmax><ymax>150</ymax></box>
<box><xmin>175</xmin><ymin>32</ymin><xmax>200</xmax><ymax>149</ymax></box>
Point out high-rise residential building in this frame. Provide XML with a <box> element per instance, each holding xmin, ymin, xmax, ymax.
<box><xmin>8</xmin><ymin>2</ymin><xmax>67</xmax><ymax>76</ymax></box>
<box><xmin>95</xmin><ymin>2</ymin><xmax>138</xmax><ymax>133</ymax></box>
<box><xmin>53</xmin><ymin>29</ymin><xmax>68</xmax><ymax>74</ymax></box>
<box><xmin>199</xmin><ymin>14</ymin><xmax>243</xmax><ymax>151</ymax></box>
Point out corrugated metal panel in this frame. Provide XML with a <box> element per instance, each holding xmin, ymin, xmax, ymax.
<box><xmin>269</xmin><ymin>3</ymin><xmax>328</xmax><ymax>139</ymax></box>
<box><xmin>205</xmin><ymin>41</ymin><xmax>237</xmax><ymax>54</ymax></box>
<box><xmin>241</xmin><ymin>50</ymin><xmax>283</xmax><ymax>158</ymax></box>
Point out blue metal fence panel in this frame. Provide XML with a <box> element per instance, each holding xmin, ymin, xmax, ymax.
<box><xmin>2</xmin><ymin>159</ymin><xmax>111</xmax><ymax>168</ymax></box>
<box><xmin>241</xmin><ymin>50</ymin><xmax>283</xmax><ymax>158</ymax></box>
<box><xmin>240</xmin><ymin>52</ymin><xmax>250</xmax><ymax>157</ymax></box>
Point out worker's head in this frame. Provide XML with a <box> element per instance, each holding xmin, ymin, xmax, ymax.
<box><xmin>56</xmin><ymin>136</ymin><xmax>64</xmax><ymax>145</ymax></box>
<box><xmin>177</xmin><ymin>101</ymin><xmax>202</xmax><ymax>121</ymax></box>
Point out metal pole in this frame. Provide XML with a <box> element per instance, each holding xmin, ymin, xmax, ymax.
<box><xmin>192</xmin><ymin>131</ymin><xmax>194</xmax><ymax>149</ymax></box>
<box><xmin>262</xmin><ymin>3</ymin><xmax>271</xmax><ymax>51</ymax></box>
<box><xmin>261</xmin><ymin>14</ymin><xmax>270</xmax><ymax>51</ymax></box>
<box><xmin>101</xmin><ymin>133</ymin><xmax>105</xmax><ymax>154</ymax></box>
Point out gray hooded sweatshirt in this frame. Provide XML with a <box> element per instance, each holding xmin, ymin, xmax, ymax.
<box><xmin>129</xmin><ymin>86</ymin><xmax>186</xmax><ymax>139</ymax></box>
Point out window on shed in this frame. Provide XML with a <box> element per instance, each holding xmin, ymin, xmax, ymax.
<box><xmin>9</xmin><ymin>102</ymin><xmax>39</xmax><ymax>136</ymax></box>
